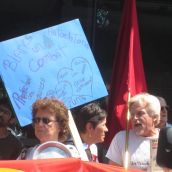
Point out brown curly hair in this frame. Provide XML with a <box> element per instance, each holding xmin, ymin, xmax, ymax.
<box><xmin>32</xmin><ymin>97</ymin><xmax>69</xmax><ymax>142</ymax></box>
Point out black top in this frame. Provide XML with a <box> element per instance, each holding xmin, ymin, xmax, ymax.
<box><xmin>0</xmin><ymin>133</ymin><xmax>22</xmax><ymax>160</ymax></box>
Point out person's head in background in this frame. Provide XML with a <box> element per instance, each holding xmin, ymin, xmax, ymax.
<box><xmin>129</xmin><ymin>93</ymin><xmax>160</xmax><ymax>137</ymax></box>
<box><xmin>0</xmin><ymin>98</ymin><xmax>13</xmax><ymax>130</ymax></box>
<box><xmin>156</xmin><ymin>96</ymin><xmax>169</xmax><ymax>128</ymax></box>
<box><xmin>32</xmin><ymin>97</ymin><xmax>69</xmax><ymax>144</ymax></box>
<box><xmin>74</xmin><ymin>102</ymin><xmax>108</xmax><ymax>145</ymax></box>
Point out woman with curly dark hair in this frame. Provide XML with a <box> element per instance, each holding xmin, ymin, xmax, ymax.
<box><xmin>18</xmin><ymin>97</ymin><xmax>78</xmax><ymax>159</ymax></box>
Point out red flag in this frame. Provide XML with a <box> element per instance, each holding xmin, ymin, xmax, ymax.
<box><xmin>105</xmin><ymin>0</ymin><xmax>147</xmax><ymax>146</ymax></box>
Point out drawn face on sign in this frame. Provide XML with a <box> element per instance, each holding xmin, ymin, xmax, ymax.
<box><xmin>55</xmin><ymin>57</ymin><xmax>93</xmax><ymax>108</ymax></box>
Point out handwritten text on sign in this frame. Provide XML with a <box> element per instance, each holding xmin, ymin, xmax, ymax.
<box><xmin>0</xmin><ymin>19</ymin><xmax>108</xmax><ymax>126</ymax></box>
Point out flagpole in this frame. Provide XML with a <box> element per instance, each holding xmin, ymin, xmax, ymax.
<box><xmin>124</xmin><ymin>90</ymin><xmax>131</xmax><ymax>169</ymax></box>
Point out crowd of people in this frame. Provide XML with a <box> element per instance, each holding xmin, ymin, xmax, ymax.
<box><xmin>0</xmin><ymin>92</ymin><xmax>172</xmax><ymax>171</ymax></box>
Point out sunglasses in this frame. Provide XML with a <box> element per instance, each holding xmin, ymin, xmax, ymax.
<box><xmin>161</xmin><ymin>106</ymin><xmax>169</xmax><ymax>112</ymax></box>
<box><xmin>32</xmin><ymin>117</ymin><xmax>57</xmax><ymax>125</ymax></box>
<box><xmin>0</xmin><ymin>108</ymin><xmax>11</xmax><ymax>115</ymax></box>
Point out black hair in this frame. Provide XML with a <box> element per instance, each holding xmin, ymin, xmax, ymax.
<box><xmin>74</xmin><ymin>102</ymin><xmax>107</xmax><ymax>133</ymax></box>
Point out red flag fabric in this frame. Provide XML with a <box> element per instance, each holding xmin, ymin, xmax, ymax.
<box><xmin>0</xmin><ymin>158</ymin><xmax>144</xmax><ymax>172</ymax></box>
<box><xmin>105</xmin><ymin>0</ymin><xmax>147</xmax><ymax>146</ymax></box>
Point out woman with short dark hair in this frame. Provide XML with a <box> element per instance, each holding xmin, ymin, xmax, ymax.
<box><xmin>74</xmin><ymin>102</ymin><xmax>108</xmax><ymax>162</ymax></box>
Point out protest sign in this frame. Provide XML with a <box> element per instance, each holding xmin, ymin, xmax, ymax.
<box><xmin>0</xmin><ymin>19</ymin><xmax>108</xmax><ymax>126</ymax></box>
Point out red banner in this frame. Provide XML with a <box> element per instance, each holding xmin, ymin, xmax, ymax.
<box><xmin>0</xmin><ymin>158</ymin><xmax>144</xmax><ymax>172</ymax></box>
<box><xmin>105</xmin><ymin>0</ymin><xmax>147</xmax><ymax>146</ymax></box>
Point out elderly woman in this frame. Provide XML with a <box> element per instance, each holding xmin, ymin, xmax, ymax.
<box><xmin>106</xmin><ymin>93</ymin><xmax>160</xmax><ymax>171</ymax></box>
<box><xmin>74</xmin><ymin>102</ymin><xmax>108</xmax><ymax>162</ymax></box>
<box><xmin>18</xmin><ymin>97</ymin><xmax>78</xmax><ymax>159</ymax></box>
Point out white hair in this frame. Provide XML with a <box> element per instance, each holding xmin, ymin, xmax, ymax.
<box><xmin>129</xmin><ymin>93</ymin><xmax>161</xmax><ymax>120</ymax></box>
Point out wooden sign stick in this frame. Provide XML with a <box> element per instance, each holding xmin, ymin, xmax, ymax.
<box><xmin>68</xmin><ymin>110</ymin><xmax>88</xmax><ymax>161</ymax></box>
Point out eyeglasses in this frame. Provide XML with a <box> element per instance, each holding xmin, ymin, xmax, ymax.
<box><xmin>0</xmin><ymin>108</ymin><xmax>11</xmax><ymax>116</ymax></box>
<box><xmin>32</xmin><ymin>117</ymin><xmax>57</xmax><ymax>125</ymax></box>
<box><xmin>161</xmin><ymin>106</ymin><xmax>169</xmax><ymax>112</ymax></box>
